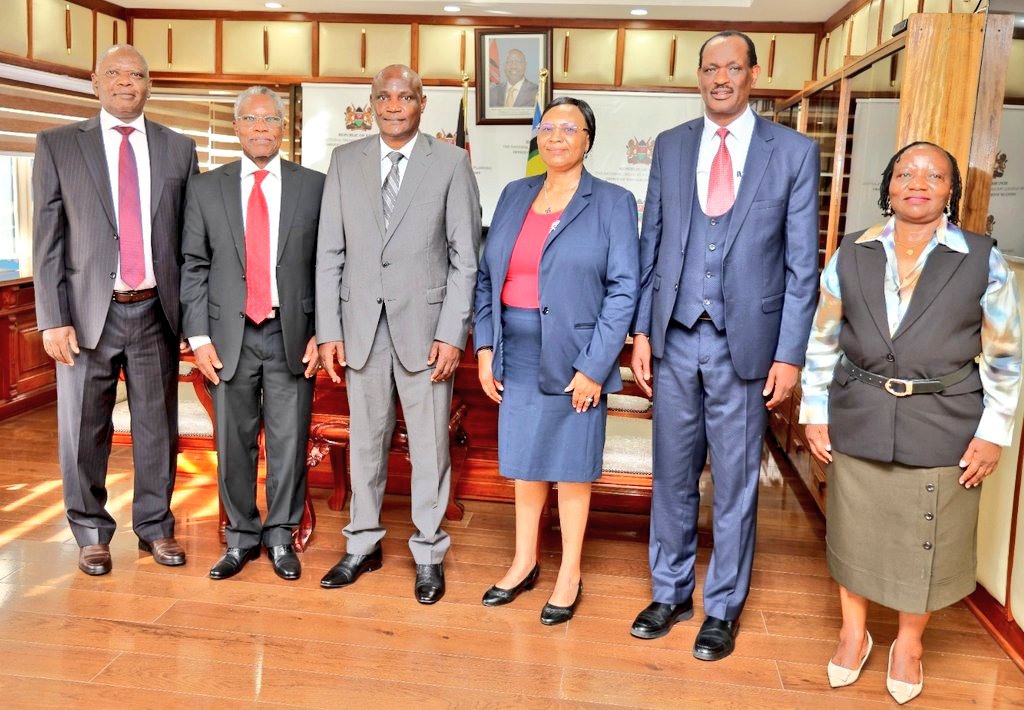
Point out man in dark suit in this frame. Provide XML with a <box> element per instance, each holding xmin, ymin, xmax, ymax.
<box><xmin>181</xmin><ymin>86</ymin><xmax>324</xmax><ymax>581</ymax></box>
<box><xmin>33</xmin><ymin>45</ymin><xmax>198</xmax><ymax>576</ymax></box>
<box><xmin>316</xmin><ymin>65</ymin><xmax>481</xmax><ymax>604</ymax></box>
<box><xmin>628</xmin><ymin>31</ymin><xmax>819</xmax><ymax>660</ymax></box>
<box><xmin>488</xmin><ymin>48</ymin><xmax>539</xmax><ymax>109</ymax></box>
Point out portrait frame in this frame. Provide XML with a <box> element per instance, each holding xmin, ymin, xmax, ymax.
<box><xmin>475</xmin><ymin>28</ymin><xmax>553</xmax><ymax>125</ymax></box>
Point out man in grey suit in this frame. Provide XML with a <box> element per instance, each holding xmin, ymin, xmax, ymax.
<box><xmin>628</xmin><ymin>31</ymin><xmax>819</xmax><ymax>659</ymax></box>
<box><xmin>488</xmin><ymin>48</ymin><xmax>539</xmax><ymax>109</ymax></box>
<box><xmin>181</xmin><ymin>86</ymin><xmax>324</xmax><ymax>581</ymax></box>
<box><xmin>33</xmin><ymin>45</ymin><xmax>198</xmax><ymax>576</ymax></box>
<box><xmin>316</xmin><ymin>64</ymin><xmax>481</xmax><ymax>604</ymax></box>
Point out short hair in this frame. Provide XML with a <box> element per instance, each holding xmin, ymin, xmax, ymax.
<box><xmin>95</xmin><ymin>44</ymin><xmax>149</xmax><ymax>76</ymax></box>
<box><xmin>371</xmin><ymin>64</ymin><xmax>424</xmax><ymax>97</ymax></box>
<box><xmin>234</xmin><ymin>86</ymin><xmax>286</xmax><ymax>120</ymax></box>
<box><xmin>877</xmin><ymin>141</ymin><xmax>963</xmax><ymax>225</ymax></box>
<box><xmin>698</xmin><ymin>31</ymin><xmax>758</xmax><ymax>68</ymax></box>
<box><xmin>543</xmin><ymin>96</ymin><xmax>597</xmax><ymax>153</ymax></box>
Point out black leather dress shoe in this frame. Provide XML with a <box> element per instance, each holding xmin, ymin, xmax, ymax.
<box><xmin>415</xmin><ymin>563</ymin><xmax>445</xmax><ymax>604</ymax></box>
<box><xmin>693</xmin><ymin>616</ymin><xmax>739</xmax><ymax>661</ymax></box>
<box><xmin>540</xmin><ymin>581</ymin><xmax>583</xmax><ymax>626</ymax></box>
<box><xmin>266</xmin><ymin>544</ymin><xmax>301</xmax><ymax>580</ymax></box>
<box><xmin>630</xmin><ymin>599</ymin><xmax>694</xmax><ymax>639</ymax></box>
<box><xmin>482</xmin><ymin>564</ymin><xmax>540</xmax><ymax>607</ymax></box>
<box><xmin>209</xmin><ymin>547</ymin><xmax>259</xmax><ymax>580</ymax></box>
<box><xmin>320</xmin><ymin>544</ymin><xmax>383</xmax><ymax>589</ymax></box>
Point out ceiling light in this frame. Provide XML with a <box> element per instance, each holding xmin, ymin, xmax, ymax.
<box><xmin>443</xmin><ymin>4</ymin><xmax>461</xmax><ymax>11</ymax></box>
<box><xmin>630</xmin><ymin>8</ymin><xmax>648</xmax><ymax>16</ymax></box>
<box><xmin>265</xmin><ymin>2</ymin><xmax>282</xmax><ymax>8</ymax></box>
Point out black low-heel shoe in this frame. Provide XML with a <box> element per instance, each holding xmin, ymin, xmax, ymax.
<box><xmin>539</xmin><ymin>581</ymin><xmax>582</xmax><ymax>625</ymax></box>
<box><xmin>482</xmin><ymin>564</ymin><xmax>541</xmax><ymax>607</ymax></box>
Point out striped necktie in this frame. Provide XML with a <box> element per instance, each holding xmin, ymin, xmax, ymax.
<box><xmin>382</xmin><ymin>151</ymin><xmax>403</xmax><ymax>229</ymax></box>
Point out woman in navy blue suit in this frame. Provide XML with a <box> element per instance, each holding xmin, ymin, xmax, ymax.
<box><xmin>474</xmin><ymin>97</ymin><xmax>640</xmax><ymax>624</ymax></box>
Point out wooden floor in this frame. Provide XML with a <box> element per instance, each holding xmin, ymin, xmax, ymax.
<box><xmin>0</xmin><ymin>404</ymin><xmax>1021</xmax><ymax>709</ymax></box>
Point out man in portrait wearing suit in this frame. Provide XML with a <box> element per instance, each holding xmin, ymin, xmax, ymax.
<box><xmin>33</xmin><ymin>45</ymin><xmax>198</xmax><ymax>576</ymax></box>
<box><xmin>629</xmin><ymin>31</ymin><xmax>819</xmax><ymax>660</ymax></box>
<box><xmin>316</xmin><ymin>64</ymin><xmax>481</xmax><ymax>604</ymax></box>
<box><xmin>180</xmin><ymin>86</ymin><xmax>324</xmax><ymax>582</ymax></box>
<box><xmin>488</xmin><ymin>48</ymin><xmax>539</xmax><ymax>109</ymax></box>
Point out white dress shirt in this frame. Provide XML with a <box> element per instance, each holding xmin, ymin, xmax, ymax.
<box><xmin>695</xmin><ymin>105</ymin><xmax>756</xmax><ymax>214</ymax></box>
<box><xmin>100</xmin><ymin>109</ymin><xmax>155</xmax><ymax>291</ymax></box>
<box><xmin>188</xmin><ymin>154</ymin><xmax>282</xmax><ymax>351</ymax></box>
<box><xmin>379</xmin><ymin>134</ymin><xmax>418</xmax><ymax>188</ymax></box>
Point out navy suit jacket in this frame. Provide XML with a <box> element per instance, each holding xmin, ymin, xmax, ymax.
<box><xmin>634</xmin><ymin>114</ymin><xmax>820</xmax><ymax>379</ymax></box>
<box><xmin>475</xmin><ymin>169</ymin><xmax>639</xmax><ymax>394</ymax></box>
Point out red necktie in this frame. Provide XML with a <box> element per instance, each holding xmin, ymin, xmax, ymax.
<box><xmin>707</xmin><ymin>127</ymin><xmax>735</xmax><ymax>217</ymax></box>
<box><xmin>114</xmin><ymin>126</ymin><xmax>145</xmax><ymax>288</ymax></box>
<box><xmin>245</xmin><ymin>170</ymin><xmax>272</xmax><ymax>323</ymax></box>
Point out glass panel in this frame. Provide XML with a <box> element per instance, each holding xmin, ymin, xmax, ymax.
<box><xmin>838</xmin><ymin>49</ymin><xmax>905</xmax><ymax>241</ymax></box>
<box><xmin>805</xmin><ymin>82</ymin><xmax>842</xmax><ymax>267</ymax></box>
<box><xmin>776</xmin><ymin>103</ymin><xmax>801</xmax><ymax>132</ymax></box>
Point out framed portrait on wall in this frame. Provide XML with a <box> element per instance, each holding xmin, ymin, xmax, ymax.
<box><xmin>475</xmin><ymin>28</ymin><xmax>553</xmax><ymax>124</ymax></box>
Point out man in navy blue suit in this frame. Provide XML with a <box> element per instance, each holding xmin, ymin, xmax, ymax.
<box><xmin>629</xmin><ymin>31</ymin><xmax>819</xmax><ymax>661</ymax></box>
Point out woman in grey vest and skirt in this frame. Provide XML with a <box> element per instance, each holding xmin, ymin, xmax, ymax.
<box><xmin>800</xmin><ymin>142</ymin><xmax>1021</xmax><ymax>705</ymax></box>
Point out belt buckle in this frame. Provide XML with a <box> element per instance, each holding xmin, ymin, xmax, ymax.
<box><xmin>883</xmin><ymin>378</ymin><xmax>913</xmax><ymax>397</ymax></box>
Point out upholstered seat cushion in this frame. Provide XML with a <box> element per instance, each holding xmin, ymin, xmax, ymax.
<box><xmin>111</xmin><ymin>363</ymin><xmax>213</xmax><ymax>437</ymax></box>
<box><xmin>602</xmin><ymin>417</ymin><xmax>653</xmax><ymax>475</ymax></box>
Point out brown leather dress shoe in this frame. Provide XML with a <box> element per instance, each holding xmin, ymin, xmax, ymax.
<box><xmin>138</xmin><ymin>537</ymin><xmax>186</xmax><ymax>566</ymax></box>
<box><xmin>79</xmin><ymin>544</ymin><xmax>112</xmax><ymax>576</ymax></box>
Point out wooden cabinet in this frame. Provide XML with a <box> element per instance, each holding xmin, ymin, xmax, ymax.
<box><xmin>554</xmin><ymin>28</ymin><xmax>617</xmax><ymax>85</ymax></box>
<box><xmin>133</xmin><ymin>19</ymin><xmax>216</xmax><ymax>74</ymax></box>
<box><xmin>319</xmin><ymin>23</ymin><xmax>411</xmax><ymax>78</ymax></box>
<box><xmin>621</xmin><ymin>29</ymin><xmax>703</xmax><ymax>87</ymax></box>
<box><xmin>95</xmin><ymin>13</ymin><xmax>128</xmax><ymax>57</ymax></box>
<box><xmin>32</xmin><ymin>0</ymin><xmax>93</xmax><ymax>70</ymax></box>
<box><xmin>417</xmin><ymin>25</ymin><xmax>476</xmax><ymax>82</ymax></box>
<box><xmin>0</xmin><ymin>279</ymin><xmax>56</xmax><ymax>421</ymax></box>
<box><xmin>0</xmin><ymin>0</ymin><xmax>28</xmax><ymax>58</ymax></box>
<box><xmin>223</xmin><ymin>20</ymin><xmax>312</xmax><ymax>76</ymax></box>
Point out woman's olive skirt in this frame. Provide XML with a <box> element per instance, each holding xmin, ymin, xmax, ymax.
<box><xmin>826</xmin><ymin>450</ymin><xmax>980</xmax><ymax>614</ymax></box>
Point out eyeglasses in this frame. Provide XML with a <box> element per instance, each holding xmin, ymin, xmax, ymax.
<box><xmin>538</xmin><ymin>122</ymin><xmax>588</xmax><ymax>138</ymax></box>
<box><xmin>236</xmin><ymin>115</ymin><xmax>284</xmax><ymax>126</ymax></box>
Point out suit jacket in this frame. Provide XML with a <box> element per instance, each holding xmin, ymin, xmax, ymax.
<box><xmin>32</xmin><ymin>115</ymin><xmax>199</xmax><ymax>347</ymax></box>
<box><xmin>315</xmin><ymin>133</ymin><xmax>482</xmax><ymax>372</ymax></box>
<box><xmin>474</xmin><ymin>169</ymin><xmax>639</xmax><ymax>394</ymax></box>
<box><xmin>489</xmin><ymin>79</ymin><xmax>539</xmax><ymax>108</ymax></box>
<box><xmin>180</xmin><ymin>159</ymin><xmax>325</xmax><ymax>382</ymax></box>
<box><xmin>634</xmin><ymin>114</ymin><xmax>820</xmax><ymax>379</ymax></box>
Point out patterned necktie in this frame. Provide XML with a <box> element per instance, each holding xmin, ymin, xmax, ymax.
<box><xmin>505</xmin><ymin>86</ymin><xmax>517</xmax><ymax>107</ymax></box>
<box><xmin>244</xmin><ymin>170</ymin><xmax>272</xmax><ymax>323</ymax></box>
<box><xmin>706</xmin><ymin>127</ymin><xmax>735</xmax><ymax>217</ymax></box>
<box><xmin>382</xmin><ymin>151</ymin><xmax>403</xmax><ymax>230</ymax></box>
<box><xmin>114</xmin><ymin>126</ymin><xmax>144</xmax><ymax>288</ymax></box>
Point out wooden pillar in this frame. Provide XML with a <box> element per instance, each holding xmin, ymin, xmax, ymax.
<box><xmin>897</xmin><ymin>12</ymin><xmax>1014</xmax><ymax>234</ymax></box>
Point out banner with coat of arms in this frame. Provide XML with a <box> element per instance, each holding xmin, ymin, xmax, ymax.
<box><xmin>301</xmin><ymin>84</ymin><xmax>702</xmax><ymax>224</ymax></box>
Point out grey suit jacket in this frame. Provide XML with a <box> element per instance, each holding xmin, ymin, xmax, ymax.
<box><xmin>180</xmin><ymin>159</ymin><xmax>325</xmax><ymax>382</ymax></box>
<box><xmin>315</xmin><ymin>133</ymin><xmax>482</xmax><ymax>372</ymax></box>
<box><xmin>32</xmin><ymin>115</ymin><xmax>199</xmax><ymax>347</ymax></box>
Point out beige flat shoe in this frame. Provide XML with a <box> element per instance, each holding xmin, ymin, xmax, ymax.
<box><xmin>827</xmin><ymin>630</ymin><xmax>873</xmax><ymax>688</ymax></box>
<box><xmin>886</xmin><ymin>641</ymin><xmax>924</xmax><ymax>705</ymax></box>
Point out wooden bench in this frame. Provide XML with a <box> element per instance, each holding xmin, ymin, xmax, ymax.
<box><xmin>306</xmin><ymin>399</ymin><xmax>470</xmax><ymax>522</ymax></box>
<box><xmin>112</xmin><ymin>360</ymin><xmax>317</xmax><ymax>551</ymax></box>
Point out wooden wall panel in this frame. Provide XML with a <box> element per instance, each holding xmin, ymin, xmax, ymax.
<box><xmin>95</xmin><ymin>13</ymin><xmax>128</xmax><ymax>57</ymax></box>
<box><xmin>621</xmin><ymin>29</ymin><xmax>703</xmax><ymax>88</ymax></box>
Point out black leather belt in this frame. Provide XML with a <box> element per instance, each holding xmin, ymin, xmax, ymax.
<box><xmin>839</xmin><ymin>355</ymin><xmax>975</xmax><ymax>397</ymax></box>
<box><xmin>112</xmin><ymin>288</ymin><xmax>157</xmax><ymax>303</ymax></box>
